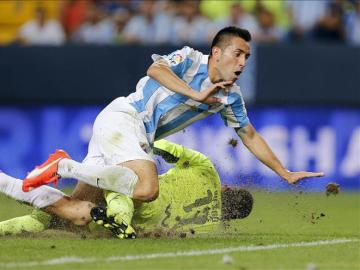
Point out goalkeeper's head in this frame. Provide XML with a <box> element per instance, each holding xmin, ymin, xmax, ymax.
<box><xmin>221</xmin><ymin>187</ymin><xmax>253</xmax><ymax>220</ymax></box>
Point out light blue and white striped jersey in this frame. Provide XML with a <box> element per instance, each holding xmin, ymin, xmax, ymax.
<box><xmin>126</xmin><ymin>46</ymin><xmax>249</xmax><ymax>143</ymax></box>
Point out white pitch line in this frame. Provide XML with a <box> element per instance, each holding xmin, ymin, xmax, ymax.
<box><xmin>1</xmin><ymin>238</ymin><xmax>358</xmax><ymax>269</ymax></box>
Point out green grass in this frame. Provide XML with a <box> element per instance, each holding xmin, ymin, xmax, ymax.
<box><xmin>0</xmin><ymin>191</ymin><xmax>359</xmax><ymax>270</ymax></box>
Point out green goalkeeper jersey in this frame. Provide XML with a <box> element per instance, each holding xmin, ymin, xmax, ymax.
<box><xmin>132</xmin><ymin>140</ymin><xmax>222</xmax><ymax>233</ymax></box>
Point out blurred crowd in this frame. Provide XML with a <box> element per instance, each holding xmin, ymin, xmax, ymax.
<box><xmin>0</xmin><ymin>0</ymin><xmax>359</xmax><ymax>46</ymax></box>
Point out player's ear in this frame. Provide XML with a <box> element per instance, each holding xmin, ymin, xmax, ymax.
<box><xmin>212</xmin><ymin>46</ymin><xmax>221</xmax><ymax>60</ymax></box>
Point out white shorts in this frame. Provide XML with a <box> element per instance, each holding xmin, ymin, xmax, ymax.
<box><xmin>83</xmin><ymin>97</ymin><xmax>154</xmax><ymax>166</ymax></box>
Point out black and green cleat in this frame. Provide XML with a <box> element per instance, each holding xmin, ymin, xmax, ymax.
<box><xmin>90</xmin><ymin>206</ymin><xmax>136</xmax><ymax>239</ymax></box>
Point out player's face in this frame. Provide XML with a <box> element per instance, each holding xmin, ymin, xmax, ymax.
<box><xmin>216</xmin><ymin>37</ymin><xmax>251</xmax><ymax>83</ymax></box>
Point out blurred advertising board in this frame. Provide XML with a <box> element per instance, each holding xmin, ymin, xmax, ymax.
<box><xmin>0</xmin><ymin>106</ymin><xmax>359</xmax><ymax>191</ymax></box>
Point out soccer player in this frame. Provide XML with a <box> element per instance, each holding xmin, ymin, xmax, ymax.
<box><xmin>19</xmin><ymin>26</ymin><xmax>323</xmax><ymax>236</ymax></box>
<box><xmin>0</xmin><ymin>140</ymin><xmax>253</xmax><ymax>238</ymax></box>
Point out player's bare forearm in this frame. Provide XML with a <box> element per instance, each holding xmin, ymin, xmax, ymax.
<box><xmin>236</xmin><ymin>124</ymin><xmax>288</xmax><ymax>178</ymax></box>
<box><xmin>147</xmin><ymin>60</ymin><xmax>228</xmax><ymax>103</ymax></box>
<box><xmin>147</xmin><ymin>60</ymin><xmax>197</xmax><ymax>99</ymax></box>
<box><xmin>235</xmin><ymin>124</ymin><xmax>324</xmax><ymax>184</ymax></box>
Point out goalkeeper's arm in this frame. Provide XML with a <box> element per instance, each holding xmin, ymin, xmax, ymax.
<box><xmin>153</xmin><ymin>140</ymin><xmax>212</xmax><ymax>168</ymax></box>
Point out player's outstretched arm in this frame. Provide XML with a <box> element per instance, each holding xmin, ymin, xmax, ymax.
<box><xmin>235</xmin><ymin>123</ymin><xmax>325</xmax><ymax>184</ymax></box>
<box><xmin>147</xmin><ymin>60</ymin><xmax>231</xmax><ymax>104</ymax></box>
<box><xmin>153</xmin><ymin>140</ymin><xmax>212</xmax><ymax>167</ymax></box>
<box><xmin>153</xmin><ymin>139</ymin><xmax>182</xmax><ymax>163</ymax></box>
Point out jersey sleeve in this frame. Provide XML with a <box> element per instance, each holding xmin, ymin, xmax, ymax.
<box><xmin>153</xmin><ymin>139</ymin><xmax>213</xmax><ymax>168</ymax></box>
<box><xmin>151</xmin><ymin>46</ymin><xmax>200</xmax><ymax>79</ymax></box>
<box><xmin>220</xmin><ymin>86</ymin><xmax>250</xmax><ymax>128</ymax></box>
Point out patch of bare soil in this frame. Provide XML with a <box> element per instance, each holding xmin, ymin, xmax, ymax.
<box><xmin>137</xmin><ymin>228</ymin><xmax>196</xmax><ymax>239</ymax></box>
<box><xmin>326</xmin><ymin>182</ymin><xmax>340</xmax><ymax>196</ymax></box>
<box><xmin>228</xmin><ymin>138</ymin><xmax>238</xmax><ymax>148</ymax></box>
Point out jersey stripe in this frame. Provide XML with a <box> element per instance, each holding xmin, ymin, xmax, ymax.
<box><xmin>126</xmin><ymin>47</ymin><xmax>249</xmax><ymax>143</ymax></box>
<box><xmin>171</xmin><ymin>58</ymin><xmax>193</xmax><ymax>78</ymax></box>
<box><xmin>155</xmin><ymin>110</ymin><xmax>212</xmax><ymax>139</ymax></box>
<box><xmin>131</xmin><ymin>78</ymin><xmax>161</xmax><ymax>113</ymax></box>
<box><xmin>226</xmin><ymin>92</ymin><xmax>249</xmax><ymax>127</ymax></box>
<box><xmin>188</xmin><ymin>64</ymin><xmax>208</xmax><ymax>91</ymax></box>
<box><xmin>143</xmin><ymin>95</ymin><xmax>181</xmax><ymax>133</ymax></box>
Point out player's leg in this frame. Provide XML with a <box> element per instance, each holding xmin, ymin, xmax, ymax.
<box><xmin>70</xmin><ymin>181</ymin><xmax>104</xmax><ymax>204</ymax></box>
<box><xmin>23</xmin><ymin>104</ymin><xmax>159</xmax><ymax>202</ymax></box>
<box><xmin>52</xmin><ymin>158</ymin><xmax>159</xmax><ymax>201</ymax></box>
<box><xmin>22</xmin><ymin>98</ymin><xmax>158</xmax><ymax>243</ymax></box>
<box><xmin>0</xmin><ymin>198</ymin><xmax>95</xmax><ymax>235</ymax></box>
<box><xmin>85</xmin><ymin>106</ymin><xmax>159</xmax><ymax>202</ymax></box>
<box><xmin>0</xmin><ymin>171</ymin><xmax>92</xmax><ymax>234</ymax></box>
<box><xmin>0</xmin><ymin>182</ymin><xmax>117</xmax><ymax>236</ymax></box>
<box><xmin>118</xmin><ymin>159</ymin><xmax>159</xmax><ymax>202</ymax></box>
<box><xmin>22</xmin><ymin>149</ymin><xmax>140</xmax><ymax>198</ymax></box>
<box><xmin>45</xmin><ymin>196</ymin><xmax>95</xmax><ymax>226</ymax></box>
<box><xmin>0</xmin><ymin>171</ymin><xmax>99</xmax><ymax>226</ymax></box>
<box><xmin>1</xmin><ymin>172</ymin><xmax>142</xmax><ymax>238</ymax></box>
<box><xmin>0</xmin><ymin>209</ymin><xmax>51</xmax><ymax>236</ymax></box>
<box><xmin>46</xmin><ymin>182</ymin><xmax>104</xmax><ymax>226</ymax></box>
<box><xmin>104</xmin><ymin>190</ymin><xmax>134</xmax><ymax>225</ymax></box>
<box><xmin>69</xmin><ymin>157</ymin><xmax>139</xmax><ymax>239</ymax></box>
<box><xmin>91</xmin><ymin>190</ymin><xmax>136</xmax><ymax>239</ymax></box>
<box><xmin>61</xmin><ymin>142</ymin><xmax>139</xmax><ymax>238</ymax></box>
<box><xmin>55</xmin><ymin>159</ymin><xmax>141</xmax><ymax>198</ymax></box>
<box><xmin>59</xmin><ymin>106</ymin><xmax>160</xmax><ymax>202</ymax></box>
<box><xmin>0</xmin><ymin>171</ymin><xmax>65</xmax><ymax>209</ymax></box>
<box><xmin>66</xmin><ymin>153</ymin><xmax>139</xmax><ymax>238</ymax></box>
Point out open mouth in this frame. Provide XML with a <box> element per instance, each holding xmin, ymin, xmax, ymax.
<box><xmin>234</xmin><ymin>71</ymin><xmax>241</xmax><ymax>76</ymax></box>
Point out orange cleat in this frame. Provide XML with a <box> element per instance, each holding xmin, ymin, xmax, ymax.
<box><xmin>22</xmin><ymin>149</ymin><xmax>71</xmax><ymax>192</ymax></box>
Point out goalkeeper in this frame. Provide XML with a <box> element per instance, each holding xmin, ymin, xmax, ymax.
<box><xmin>0</xmin><ymin>140</ymin><xmax>253</xmax><ymax>237</ymax></box>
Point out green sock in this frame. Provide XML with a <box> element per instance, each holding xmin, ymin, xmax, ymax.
<box><xmin>30</xmin><ymin>209</ymin><xmax>52</xmax><ymax>227</ymax></box>
<box><xmin>0</xmin><ymin>209</ymin><xmax>51</xmax><ymax>236</ymax></box>
<box><xmin>104</xmin><ymin>191</ymin><xmax>134</xmax><ymax>225</ymax></box>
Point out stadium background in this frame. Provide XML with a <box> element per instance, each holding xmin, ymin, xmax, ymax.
<box><xmin>0</xmin><ymin>0</ymin><xmax>359</xmax><ymax>192</ymax></box>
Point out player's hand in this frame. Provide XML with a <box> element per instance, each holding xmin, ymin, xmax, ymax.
<box><xmin>283</xmin><ymin>171</ymin><xmax>325</xmax><ymax>184</ymax></box>
<box><xmin>193</xmin><ymin>81</ymin><xmax>233</xmax><ymax>104</ymax></box>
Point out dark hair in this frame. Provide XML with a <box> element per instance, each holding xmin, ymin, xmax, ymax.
<box><xmin>221</xmin><ymin>187</ymin><xmax>253</xmax><ymax>220</ymax></box>
<box><xmin>210</xmin><ymin>26</ymin><xmax>251</xmax><ymax>56</ymax></box>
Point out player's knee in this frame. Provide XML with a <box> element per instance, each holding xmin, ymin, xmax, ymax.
<box><xmin>68</xmin><ymin>201</ymin><xmax>94</xmax><ymax>226</ymax></box>
<box><xmin>71</xmin><ymin>216</ymin><xmax>91</xmax><ymax>226</ymax></box>
<box><xmin>146</xmin><ymin>186</ymin><xmax>159</xmax><ymax>202</ymax></box>
<box><xmin>134</xmin><ymin>185</ymin><xmax>159</xmax><ymax>202</ymax></box>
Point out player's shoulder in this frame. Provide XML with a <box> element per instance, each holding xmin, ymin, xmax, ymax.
<box><xmin>151</xmin><ymin>46</ymin><xmax>204</xmax><ymax>66</ymax></box>
<box><xmin>179</xmin><ymin>46</ymin><xmax>203</xmax><ymax>55</ymax></box>
<box><xmin>175</xmin><ymin>46</ymin><xmax>204</xmax><ymax>62</ymax></box>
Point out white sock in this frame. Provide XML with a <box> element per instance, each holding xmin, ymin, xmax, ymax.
<box><xmin>0</xmin><ymin>172</ymin><xmax>65</xmax><ymax>208</ymax></box>
<box><xmin>58</xmin><ymin>159</ymin><xmax>138</xmax><ymax>197</ymax></box>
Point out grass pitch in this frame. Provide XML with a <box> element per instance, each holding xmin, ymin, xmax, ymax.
<box><xmin>0</xmin><ymin>190</ymin><xmax>359</xmax><ymax>270</ymax></box>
